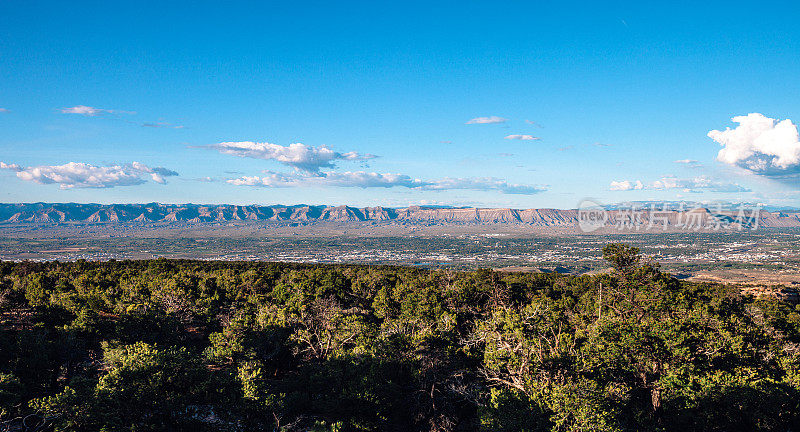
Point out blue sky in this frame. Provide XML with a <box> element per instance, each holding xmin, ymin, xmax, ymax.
<box><xmin>2</xmin><ymin>1</ymin><xmax>800</xmax><ymax>208</ymax></box>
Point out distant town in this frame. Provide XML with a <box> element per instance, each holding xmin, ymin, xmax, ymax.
<box><xmin>2</xmin><ymin>203</ymin><xmax>799</xmax><ymax>286</ymax></box>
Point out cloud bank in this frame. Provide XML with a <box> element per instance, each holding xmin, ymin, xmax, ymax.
<box><xmin>610</xmin><ymin>176</ymin><xmax>749</xmax><ymax>193</ymax></box>
<box><xmin>59</xmin><ymin>105</ymin><xmax>118</xmax><ymax>116</ymax></box>
<box><xmin>0</xmin><ymin>161</ymin><xmax>178</xmax><ymax>188</ymax></box>
<box><xmin>504</xmin><ymin>134</ymin><xmax>539</xmax><ymax>141</ymax></box>
<box><xmin>708</xmin><ymin>113</ymin><xmax>800</xmax><ymax>177</ymax></box>
<box><xmin>228</xmin><ymin>171</ymin><xmax>545</xmax><ymax>195</ymax></box>
<box><xmin>213</xmin><ymin>140</ymin><xmax>544</xmax><ymax>195</ymax></box>
<box><xmin>209</xmin><ymin>142</ymin><xmax>377</xmax><ymax>173</ymax></box>
<box><xmin>465</xmin><ymin>116</ymin><xmax>507</xmax><ymax>124</ymax></box>
<box><xmin>610</xmin><ymin>180</ymin><xmax>644</xmax><ymax>191</ymax></box>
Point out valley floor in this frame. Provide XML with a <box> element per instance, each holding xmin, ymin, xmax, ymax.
<box><xmin>1</xmin><ymin>223</ymin><xmax>799</xmax><ymax>286</ymax></box>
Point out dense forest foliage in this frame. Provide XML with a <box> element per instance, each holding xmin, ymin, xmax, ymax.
<box><xmin>1</xmin><ymin>244</ymin><xmax>799</xmax><ymax>431</ymax></box>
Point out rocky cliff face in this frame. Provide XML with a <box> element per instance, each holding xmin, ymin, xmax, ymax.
<box><xmin>0</xmin><ymin>203</ymin><xmax>798</xmax><ymax>228</ymax></box>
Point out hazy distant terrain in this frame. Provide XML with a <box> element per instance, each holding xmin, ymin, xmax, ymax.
<box><xmin>2</xmin><ymin>202</ymin><xmax>800</xmax><ymax>229</ymax></box>
<box><xmin>2</xmin><ymin>203</ymin><xmax>799</xmax><ymax>286</ymax></box>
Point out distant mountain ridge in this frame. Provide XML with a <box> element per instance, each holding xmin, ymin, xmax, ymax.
<box><xmin>1</xmin><ymin>203</ymin><xmax>799</xmax><ymax>228</ymax></box>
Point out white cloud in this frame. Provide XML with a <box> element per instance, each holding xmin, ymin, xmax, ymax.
<box><xmin>610</xmin><ymin>180</ymin><xmax>644</xmax><ymax>191</ymax></box>
<box><xmin>610</xmin><ymin>176</ymin><xmax>749</xmax><ymax>193</ymax></box>
<box><xmin>708</xmin><ymin>113</ymin><xmax>800</xmax><ymax>177</ymax></box>
<box><xmin>215</xmin><ymin>137</ymin><xmax>546</xmax><ymax>195</ymax></box>
<box><xmin>466</xmin><ymin>116</ymin><xmax>507</xmax><ymax>124</ymax></box>
<box><xmin>228</xmin><ymin>171</ymin><xmax>545</xmax><ymax>195</ymax></box>
<box><xmin>209</xmin><ymin>142</ymin><xmax>376</xmax><ymax>173</ymax></box>
<box><xmin>0</xmin><ymin>162</ymin><xmax>22</xmax><ymax>171</ymax></box>
<box><xmin>228</xmin><ymin>171</ymin><xmax>423</xmax><ymax>189</ymax></box>
<box><xmin>651</xmin><ymin>176</ymin><xmax>749</xmax><ymax>192</ymax></box>
<box><xmin>504</xmin><ymin>134</ymin><xmax>539</xmax><ymax>140</ymax></box>
<box><xmin>0</xmin><ymin>161</ymin><xmax>178</xmax><ymax>188</ymax></box>
<box><xmin>0</xmin><ymin>108</ymin><xmax>9</xmax><ymax>113</ymax></box>
<box><xmin>59</xmin><ymin>105</ymin><xmax>116</xmax><ymax>116</ymax></box>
